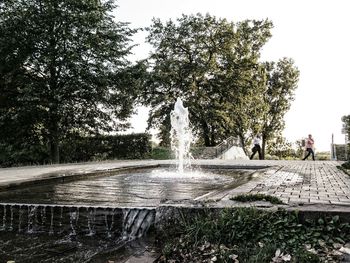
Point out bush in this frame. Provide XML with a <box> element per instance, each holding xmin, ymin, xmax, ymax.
<box><xmin>264</xmin><ymin>154</ymin><xmax>280</xmax><ymax>160</ymax></box>
<box><xmin>150</xmin><ymin>147</ymin><xmax>173</xmax><ymax>160</ymax></box>
<box><xmin>0</xmin><ymin>133</ymin><xmax>152</xmax><ymax>167</ymax></box>
<box><xmin>0</xmin><ymin>142</ymin><xmax>50</xmax><ymax>167</ymax></box>
<box><xmin>158</xmin><ymin>208</ymin><xmax>350</xmax><ymax>263</ymax></box>
<box><xmin>342</xmin><ymin>161</ymin><xmax>350</xmax><ymax>170</ymax></box>
<box><xmin>60</xmin><ymin>133</ymin><xmax>152</xmax><ymax>162</ymax></box>
<box><xmin>316</xmin><ymin>151</ymin><xmax>330</xmax><ymax>161</ymax></box>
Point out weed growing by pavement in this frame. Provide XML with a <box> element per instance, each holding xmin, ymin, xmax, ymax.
<box><xmin>342</xmin><ymin>161</ymin><xmax>350</xmax><ymax>170</ymax></box>
<box><xmin>337</xmin><ymin>162</ymin><xmax>350</xmax><ymax>176</ymax></box>
<box><xmin>230</xmin><ymin>193</ymin><xmax>285</xmax><ymax>205</ymax></box>
<box><xmin>156</xmin><ymin>208</ymin><xmax>350</xmax><ymax>263</ymax></box>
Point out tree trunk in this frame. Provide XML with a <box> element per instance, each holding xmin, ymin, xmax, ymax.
<box><xmin>210</xmin><ymin>130</ymin><xmax>216</xmax><ymax>146</ymax></box>
<box><xmin>49</xmin><ymin>120</ymin><xmax>60</xmax><ymax>164</ymax></box>
<box><xmin>50</xmin><ymin>136</ymin><xmax>59</xmax><ymax>164</ymax></box>
<box><xmin>201</xmin><ymin>120</ymin><xmax>211</xmax><ymax>146</ymax></box>
<box><xmin>239</xmin><ymin>134</ymin><xmax>248</xmax><ymax>155</ymax></box>
<box><xmin>47</xmin><ymin>11</ymin><xmax>60</xmax><ymax>164</ymax></box>
<box><xmin>261</xmin><ymin>135</ymin><xmax>266</xmax><ymax>160</ymax></box>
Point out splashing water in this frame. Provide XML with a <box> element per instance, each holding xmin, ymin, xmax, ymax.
<box><xmin>170</xmin><ymin>98</ymin><xmax>192</xmax><ymax>173</ymax></box>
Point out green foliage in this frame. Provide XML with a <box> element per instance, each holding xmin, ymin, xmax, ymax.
<box><xmin>0</xmin><ymin>142</ymin><xmax>50</xmax><ymax>167</ymax></box>
<box><xmin>342</xmin><ymin>115</ymin><xmax>350</xmax><ymax>138</ymax></box>
<box><xmin>341</xmin><ymin>161</ymin><xmax>350</xmax><ymax>171</ymax></box>
<box><xmin>293</xmin><ymin>250</ymin><xmax>321</xmax><ymax>263</ymax></box>
<box><xmin>158</xmin><ymin>208</ymin><xmax>350</xmax><ymax>262</ymax></box>
<box><xmin>143</xmin><ymin>14</ymin><xmax>273</xmax><ymax>148</ymax></box>
<box><xmin>143</xmin><ymin>13</ymin><xmax>299</xmax><ymax>155</ymax></box>
<box><xmin>267</xmin><ymin>135</ymin><xmax>299</xmax><ymax>159</ymax></box>
<box><xmin>149</xmin><ymin>146</ymin><xmax>208</xmax><ymax>159</ymax></box>
<box><xmin>150</xmin><ymin>147</ymin><xmax>173</xmax><ymax>160</ymax></box>
<box><xmin>342</xmin><ymin>115</ymin><xmax>350</xmax><ymax>159</ymax></box>
<box><xmin>60</xmin><ymin>133</ymin><xmax>152</xmax><ymax>162</ymax></box>
<box><xmin>260</xmin><ymin>59</ymin><xmax>300</xmax><ymax>159</ymax></box>
<box><xmin>0</xmin><ymin>133</ymin><xmax>151</xmax><ymax>167</ymax></box>
<box><xmin>0</xmin><ymin>0</ymin><xmax>140</xmax><ymax>163</ymax></box>
<box><xmin>316</xmin><ymin>152</ymin><xmax>331</xmax><ymax>161</ymax></box>
<box><xmin>231</xmin><ymin>194</ymin><xmax>284</xmax><ymax>204</ymax></box>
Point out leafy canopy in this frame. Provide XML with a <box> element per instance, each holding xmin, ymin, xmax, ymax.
<box><xmin>143</xmin><ymin>13</ymin><xmax>273</xmax><ymax>147</ymax></box>
<box><xmin>0</xmin><ymin>0</ymin><xmax>140</xmax><ymax>162</ymax></box>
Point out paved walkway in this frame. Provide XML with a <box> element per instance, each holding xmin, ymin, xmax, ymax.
<box><xmin>221</xmin><ymin>160</ymin><xmax>350</xmax><ymax>207</ymax></box>
<box><xmin>0</xmin><ymin>159</ymin><xmax>349</xmax><ymax>208</ymax></box>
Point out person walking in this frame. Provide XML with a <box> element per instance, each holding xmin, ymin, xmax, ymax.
<box><xmin>302</xmin><ymin>134</ymin><xmax>315</xmax><ymax>160</ymax></box>
<box><xmin>250</xmin><ymin>134</ymin><xmax>262</xmax><ymax>160</ymax></box>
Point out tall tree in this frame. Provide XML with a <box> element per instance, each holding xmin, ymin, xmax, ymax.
<box><xmin>0</xmin><ymin>0</ymin><xmax>138</xmax><ymax>163</ymax></box>
<box><xmin>260</xmin><ymin>58</ymin><xmax>300</xmax><ymax>159</ymax></box>
<box><xmin>342</xmin><ymin>115</ymin><xmax>350</xmax><ymax>158</ymax></box>
<box><xmin>267</xmin><ymin>135</ymin><xmax>297</xmax><ymax>159</ymax></box>
<box><xmin>342</xmin><ymin>115</ymin><xmax>350</xmax><ymax>139</ymax></box>
<box><xmin>143</xmin><ymin>13</ymin><xmax>272</xmax><ymax>147</ymax></box>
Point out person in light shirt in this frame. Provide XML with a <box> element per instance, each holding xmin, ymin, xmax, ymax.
<box><xmin>302</xmin><ymin>134</ymin><xmax>315</xmax><ymax>161</ymax></box>
<box><xmin>250</xmin><ymin>134</ymin><xmax>262</xmax><ymax>160</ymax></box>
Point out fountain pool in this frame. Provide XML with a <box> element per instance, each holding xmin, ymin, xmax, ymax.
<box><xmin>0</xmin><ymin>166</ymin><xmax>256</xmax><ymax>262</ymax></box>
<box><xmin>0</xmin><ymin>167</ymin><xmax>253</xmax><ymax>207</ymax></box>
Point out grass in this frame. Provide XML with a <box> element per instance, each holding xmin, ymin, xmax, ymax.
<box><xmin>230</xmin><ymin>193</ymin><xmax>285</xmax><ymax>205</ymax></box>
<box><xmin>156</xmin><ymin>208</ymin><xmax>350</xmax><ymax>263</ymax></box>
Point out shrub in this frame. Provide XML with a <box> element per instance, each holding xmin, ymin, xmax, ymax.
<box><xmin>150</xmin><ymin>147</ymin><xmax>173</xmax><ymax>160</ymax></box>
<box><xmin>157</xmin><ymin>208</ymin><xmax>350</xmax><ymax>263</ymax></box>
<box><xmin>0</xmin><ymin>133</ymin><xmax>152</xmax><ymax>167</ymax></box>
<box><xmin>342</xmin><ymin>161</ymin><xmax>350</xmax><ymax>170</ymax></box>
<box><xmin>60</xmin><ymin>133</ymin><xmax>152</xmax><ymax>162</ymax></box>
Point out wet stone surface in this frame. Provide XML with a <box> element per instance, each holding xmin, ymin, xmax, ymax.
<box><xmin>0</xmin><ymin>168</ymin><xmax>253</xmax><ymax>207</ymax></box>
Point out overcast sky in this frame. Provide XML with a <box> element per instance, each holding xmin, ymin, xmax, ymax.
<box><xmin>115</xmin><ymin>0</ymin><xmax>350</xmax><ymax>151</ymax></box>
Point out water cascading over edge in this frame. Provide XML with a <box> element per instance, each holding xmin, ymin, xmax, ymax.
<box><xmin>0</xmin><ymin>204</ymin><xmax>155</xmax><ymax>240</ymax></box>
<box><xmin>170</xmin><ymin>98</ymin><xmax>193</xmax><ymax>173</ymax></box>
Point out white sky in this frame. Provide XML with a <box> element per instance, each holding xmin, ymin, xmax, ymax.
<box><xmin>115</xmin><ymin>0</ymin><xmax>350</xmax><ymax>151</ymax></box>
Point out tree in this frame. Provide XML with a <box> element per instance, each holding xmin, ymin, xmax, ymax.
<box><xmin>0</xmin><ymin>0</ymin><xmax>138</xmax><ymax>163</ymax></box>
<box><xmin>342</xmin><ymin>115</ymin><xmax>350</xmax><ymax>158</ymax></box>
<box><xmin>342</xmin><ymin>115</ymin><xmax>350</xmax><ymax>139</ymax></box>
<box><xmin>143</xmin><ymin>13</ymin><xmax>273</xmax><ymax>148</ymax></box>
<box><xmin>260</xmin><ymin>58</ymin><xmax>299</xmax><ymax>159</ymax></box>
<box><xmin>267</xmin><ymin>135</ymin><xmax>297</xmax><ymax>159</ymax></box>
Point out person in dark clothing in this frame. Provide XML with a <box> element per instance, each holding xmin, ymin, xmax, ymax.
<box><xmin>303</xmin><ymin>134</ymin><xmax>315</xmax><ymax>161</ymax></box>
<box><xmin>250</xmin><ymin>135</ymin><xmax>262</xmax><ymax>160</ymax></box>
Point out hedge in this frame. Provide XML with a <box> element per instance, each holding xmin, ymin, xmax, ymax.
<box><xmin>0</xmin><ymin>133</ymin><xmax>152</xmax><ymax>167</ymax></box>
<box><xmin>60</xmin><ymin>133</ymin><xmax>152</xmax><ymax>162</ymax></box>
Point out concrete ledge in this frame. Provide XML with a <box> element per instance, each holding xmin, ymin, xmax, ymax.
<box><xmin>0</xmin><ymin>164</ymin><xmax>160</xmax><ymax>192</ymax></box>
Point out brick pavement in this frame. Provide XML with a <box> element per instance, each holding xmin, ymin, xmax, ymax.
<box><xmin>223</xmin><ymin>160</ymin><xmax>350</xmax><ymax>206</ymax></box>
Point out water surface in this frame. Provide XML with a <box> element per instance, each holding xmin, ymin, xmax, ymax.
<box><xmin>0</xmin><ymin>168</ymin><xmax>252</xmax><ymax>207</ymax></box>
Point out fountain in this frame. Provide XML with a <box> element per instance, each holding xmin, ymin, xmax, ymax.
<box><xmin>0</xmin><ymin>98</ymin><xmax>257</xmax><ymax>262</ymax></box>
<box><xmin>170</xmin><ymin>98</ymin><xmax>192</xmax><ymax>173</ymax></box>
